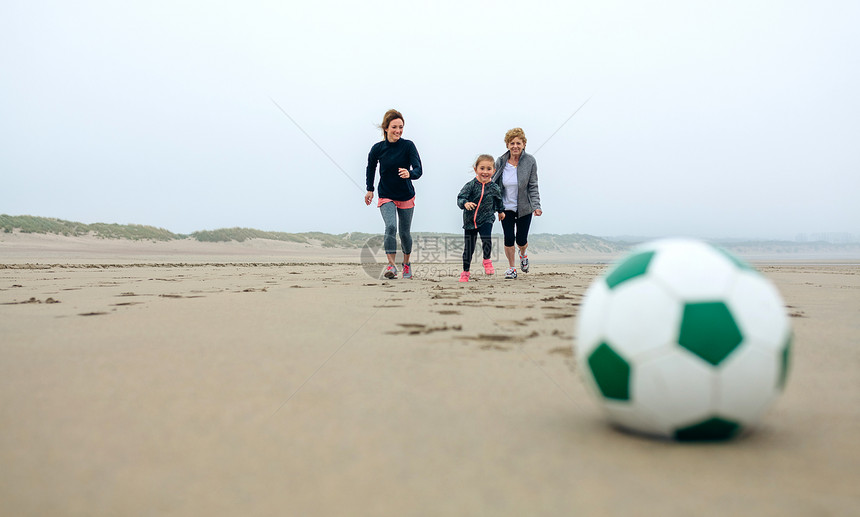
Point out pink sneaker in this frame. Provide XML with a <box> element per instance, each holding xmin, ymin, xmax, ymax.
<box><xmin>459</xmin><ymin>271</ymin><xmax>470</xmax><ymax>282</ymax></box>
<box><xmin>482</xmin><ymin>259</ymin><xmax>494</xmax><ymax>275</ymax></box>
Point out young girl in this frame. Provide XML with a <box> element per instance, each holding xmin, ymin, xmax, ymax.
<box><xmin>456</xmin><ymin>155</ymin><xmax>505</xmax><ymax>282</ymax></box>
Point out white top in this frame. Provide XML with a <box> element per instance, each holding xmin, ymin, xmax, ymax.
<box><xmin>502</xmin><ymin>162</ymin><xmax>518</xmax><ymax>211</ymax></box>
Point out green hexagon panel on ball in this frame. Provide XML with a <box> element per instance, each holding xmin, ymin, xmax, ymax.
<box><xmin>587</xmin><ymin>343</ymin><xmax>631</xmax><ymax>400</ymax></box>
<box><xmin>678</xmin><ymin>301</ymin><xmax>743</xmax><ymax>366</ymax></box>
<box><xmin>574</xmin><ymin>238</ymin><xmax>792</xmax><ymax>441</ymax></box>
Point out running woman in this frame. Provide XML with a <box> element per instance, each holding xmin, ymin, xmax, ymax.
<box><xmin>364</xmin><ymin>109</ymin><xmax>423</xmax><ymax>279</ymax></box>
<box><xmin>492</xmin><ymin>127</ymin><xmax>542</xmax><ymax>279</ymax></box>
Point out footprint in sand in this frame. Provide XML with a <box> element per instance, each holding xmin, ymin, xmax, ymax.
<box><xmin>497</xmin><ymin>320</ymin><xmax>527</xmax><ymax>327</ymax></box>
<box><xmin>1</xmin><ymin>297</ymin><xmax>60</xmax><ymax>305</ymax></box>
<box><xmin>544</xmin><ymin>312</ymin><xmax>574</xmax><ymax>319</ymax></box>
<box><xmin>465</xmin><ymin>334</ymin><xmax>520</xmax><ymax>343</ymax></box>
<box><xmin>548</xmin><ymin>346</ymin><xmax>573</xmax><ymax>357</ymax></box>
<box><xmin>480</xmin><ymin>344</ymin><xmax>510</xmax><ymax>352</ymax></box>
<box><xmin>539</xmin><ymin>294</ymin><xmax>579</xmax><ymax>302</ymax></box>
<box><xmin>387</xmin><ymin>323</ymin><xmax>463</xmax><ymax>335</ymax></box>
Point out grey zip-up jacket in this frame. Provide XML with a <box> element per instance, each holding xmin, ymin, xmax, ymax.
<box><xmin>492</xmin><ymin>151</ymin><xmax>541</xmax><ymax>218</ymax></box>
<box><xmin>457</xmin><ymin>178</ymin><xmax>504</xmax><ymax>230</ymax></box>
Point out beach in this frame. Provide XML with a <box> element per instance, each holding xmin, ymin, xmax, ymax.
<box><xmin>1</xmin><ymin>234</ymin><xmax>859</xmax><ymax>516</ymax></box>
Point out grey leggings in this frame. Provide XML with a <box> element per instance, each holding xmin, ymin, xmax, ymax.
<box><xmin>380</xmin><ymin>202</ymin><xmax>414</xmax><ymax>255</ymax></box>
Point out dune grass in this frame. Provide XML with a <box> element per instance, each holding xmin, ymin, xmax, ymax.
<box><xmin>1</xmin><ymin>215</ymin><xmax>179</xmax><ymax>241</ymax></box>
<box><xmin>5</xmin><ymin>214</ymin><xmax>854</xmax><ymax>256</ymax></box>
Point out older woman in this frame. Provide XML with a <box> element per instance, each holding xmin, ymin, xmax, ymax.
<box><xmin>364</xmin><ymin>109</ymin><xmax>423</xmax><ymax>280</ymax></box>
<box><xmin>492</xmin><ymin>127</ymin><xmax>542</xmax><ymax>279</ymax></box>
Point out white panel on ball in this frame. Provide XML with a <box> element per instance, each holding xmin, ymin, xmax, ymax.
<box><xmin>575</xmin><ymin>281</ymin><xmax>611</xmax><ymax>359</ymax></box>
<box><xmin>726</xmin><ymin>271</ymin><xmax>791</xmax><ymax>352</ymax></box>
<box><xmin>716</xmin><ymin>344</ymin><xmax>781</xmax><ymax>423</ymax></box>
<box><xmin>649</xmin><ymin>239</ymin><xmax>738</xmax><ymax>301</ymax></box>
<box><xmin>603</xmin><ymin>401</ymin><xmax>670</xmax><ymax>437</ymax></box>
<box><xmin>604</xmin><ymin>279</ymin><xmax>680</xmax><ymax>361</ymax></box>
<box><xmin>633</xmin><ymin>352</ymin><xmax>716</xmax><ymax>432</ymax></box>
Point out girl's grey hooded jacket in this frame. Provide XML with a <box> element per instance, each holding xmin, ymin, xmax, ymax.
<box><xmin>457</xmin><ymin>178</ymin><xmax>504</xmax><ymax>230</ymax></box>
<box><xmin>492</xmin><ymin>151</ymin><xmax>541</xmax><ymax>218</ymax></box>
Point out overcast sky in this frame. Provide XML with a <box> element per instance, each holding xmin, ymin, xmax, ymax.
<box><xmin>2</xmin><ymin>0</ymin><xmax>858</xmax><ymax>240</ymax></box>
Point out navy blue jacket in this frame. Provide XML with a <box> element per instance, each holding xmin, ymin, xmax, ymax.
<box><xmin>365</xmin><ymin>138</ymin><xmax>423</xmax><ymax>201</ymax></box>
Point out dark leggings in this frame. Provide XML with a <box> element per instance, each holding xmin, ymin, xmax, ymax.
<box><xmin>501</xmin><ymin>211</ymin><xmax>532</xmax><ymax>247</ymax></box>
<box><xmin>379</xmin><ymin>202</ymin><xmax>413</xmax><ymax>255</ymax></box>
<box><xmin>463</xmin><ymin>222</ymin><xmax>493</xmax><ymax>272</ymax></box>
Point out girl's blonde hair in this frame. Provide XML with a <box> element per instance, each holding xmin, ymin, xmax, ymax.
<box><xmin>473</xmin><ymin>154</ymin><xmax>495</xmax><ymax>169</ymax></box>
<box><xmin>378</xmin><ymin>109</ymin><xmax>404</xmax><ymax>139</ymax></box>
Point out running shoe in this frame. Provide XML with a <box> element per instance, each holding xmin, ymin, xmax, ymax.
<box><xmin>504</xmin><ymin>267</ymin><xmax>517</xmax><ymax>279</ymax></box>
<box><xmin>520</xmin><ymin>254</ymin><xmax>529</xmax><ymax>273</ymax></box>
<box><xmin>482</xmin><ymin>259</ymin><xmax>494</xmax><ymax>275</ymax></box>
<box><xmin>402</xmin><ymin>263</ymin><xmax>412</xmax><ymax>279</ymax></box>
<box><xmin>459</xmin><ymin>271</ymin><xmax>470</xmax><ymax>282</ymax></box>
<box><xmin>384</xmin><ymin>264</ymin><xmax>397</xmax><ymax>279</ymax></box>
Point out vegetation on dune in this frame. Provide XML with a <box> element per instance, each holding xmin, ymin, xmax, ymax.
<box><xmin>4</xmin><ymin>214</ymin><xmax>857</xmax><ymax>255</ymax></box>
<box><xmin>528</xmin><ymin>233</ymin><xmax>629</xmax><ymax>253</ymax></box>
<box><xmin>1</xmin><ymin>214</ymin><xmax>86</xmax><ymax>236</ymax></box>
<box><xmin>338</xmin><ymin>232</ymin><xmax>379</xmax><ymax>247</ymax></box>
<box><xmin>301</xmin><ymin>231</ymin><xmax>363</xmax><ymax>248</ymax></box>
<box><xmin>189</xmin><ymin>228</ymin><xmax>364</xmax><ymax>247</ymax></box>
<box><xmin>190</xmin><ymin>227</ymin><xmax>306</xmax><ymax>244</ymax></box>
<box><xmin>86</xmin><ymin>223</ymin><xmax>180</xmax><ymax>241</ymax></box>
<box><xmin>1</xmin><ymin>216</ymin><xmax>362</xmax><ymax>246</ymax></box>
<box><xmin>0</xmin><ymin>214</ymin><xmax>180</xmax><ymax>241</ymax></box>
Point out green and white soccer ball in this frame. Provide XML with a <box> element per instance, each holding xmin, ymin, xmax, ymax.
<box><xmin>575</xmin><ymin>238</ymin><xmax>792</xmax><ymax>441</ymax></box>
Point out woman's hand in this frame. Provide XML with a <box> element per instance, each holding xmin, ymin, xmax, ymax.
<box><xmin>365</xmin><ymin>191</ymin><xmax>374</xmax><ymax>206</ymax></box>
<box><xmin>463</xmin><ymin>202</ymin><xmax>477</xmax><ymax>210</ymax></box>
<box><xmin>498</xmin><ymin>212</ymin><xmax>506</xmax><ymax>221</ymax></box>
<box><xmin>534</xmin><ymin>209</ymin><xmax>542</xmax><ymax>216</ymax></box>
<box><xmin>398</xmin><ymin>168</ymin><xmax>410</xmax><ymax>179</ymax></box>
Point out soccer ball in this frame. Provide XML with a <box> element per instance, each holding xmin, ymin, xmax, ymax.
<box><xmin>575</xmin><ymin>238</ymin><xmax>792</xmax><ymax>441</ymax></box>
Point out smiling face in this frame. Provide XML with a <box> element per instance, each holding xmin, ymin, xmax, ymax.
<box><xmin>506</xmin><ymin>137</ymin><xmax>525</xmax><ymax>158</ymax></box>
<box><xmin>474</xmin><ymin>159</ymin><xmax>495</xmax><ymax>183</ymax></box>
<box><xmin>385</xmin><ymin>118</ymin><xmax>404</xmax><ymax>143</ymax></box>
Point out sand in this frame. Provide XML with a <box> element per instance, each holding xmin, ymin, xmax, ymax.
<box><xmin>1</xmin><ymin>235</ymin><xmax>859</xmax><ymax>516</ymax></box>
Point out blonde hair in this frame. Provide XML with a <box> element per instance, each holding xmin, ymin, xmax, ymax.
<box><xmin>504</xmin><ymin>127</ymin><xmax>527</xmax><ymax>147</ymax></box>
<box><xmin>473</xmin><ymin>154</ymin><xmax>495</xmax><ymax>169</ymax></box>
<box><xmin>379</xmin><ymin>109</ymin><xmax>404</xmax><ymax>139</ymax></box>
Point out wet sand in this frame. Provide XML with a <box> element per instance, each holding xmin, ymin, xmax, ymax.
<box><xmin>1</xmin><ymin>235</ymin><xmax>858</xmax><ymax>516</ymax></box>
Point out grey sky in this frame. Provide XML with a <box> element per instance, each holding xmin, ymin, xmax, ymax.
<box><xmin>2</xmin><ymin>0</ymin><xmax>858</xmax><ymax>240</ymax></box>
